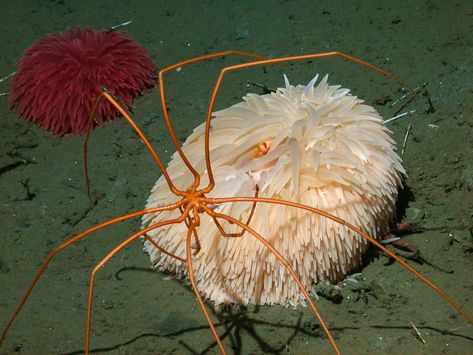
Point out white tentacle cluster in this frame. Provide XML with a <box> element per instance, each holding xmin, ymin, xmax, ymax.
<box><xmin>143</xmin><ymin>75</ymin><xmax>405</xmax><ymax>307</ymax></box>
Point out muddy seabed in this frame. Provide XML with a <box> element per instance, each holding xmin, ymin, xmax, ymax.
<box><xmin>1</xmin><ymin>1</ymin><xmax>472</xmax><ymax>354</ymax></box>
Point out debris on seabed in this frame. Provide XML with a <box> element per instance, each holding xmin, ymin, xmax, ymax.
<box><xmin>410</xmin><ymin>321</ymin><xmax>427</xmax><ymax>344</ymax></box>
<box><xmin>109</xmin><ymin>19</ymin><xmax>133</xmax><ymax>31</ymax></box>
<box><xmin>390</xmin><ymin>82</ymin><xmax>428</xmax><ymax>107</ymax></box>
<box><xmin>0</xmin><ymin>71</ymin><xmax>15</xmax><ymax>83</ymax></box>
<box><xmin>383</xmin><ymin>110</ymin><xmax>416</xmax><ymax>124</ymax></box>
<box><xmin>401</xmin><ymin>123</ymin><xmax>412</xmax><ymax>155</ymax></box>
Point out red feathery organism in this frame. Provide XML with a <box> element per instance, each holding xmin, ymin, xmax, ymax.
<box><xmin>10</xmin><ymin>27</ymin><xmax>157</xmax><ymax>136</ymax></box>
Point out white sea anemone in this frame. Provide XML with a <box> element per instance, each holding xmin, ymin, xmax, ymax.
<box><xmin>142</xmin><ymin>74</ymin><xmax>405</xmax><ymax>306</ymax></box>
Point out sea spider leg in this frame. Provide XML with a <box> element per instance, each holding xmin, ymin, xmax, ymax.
<box><xmin>79</xmin><ymin>88</ymin><xmax>238</xmax><ymax>351</ymax></box>
<box><xmin>142</xmin><ymin>233</ymin><xmax>186</xmax><ymax>262</ymax></box>
<box><xmin>157</xmin><ymin>51</ymin><xmax>267</xmax><ymax>190</ymax></box>
<box><xmin>85</xmin><ymin>215</ymin><xmax>187</xmax><ymax>354</ymax></box>
<box><xmin>185</xmin><ymin>223</ymin><xmax>227</xmax><ymax>354</ymax></box>
<box><xmin>201</xmin><ymin>51</ymin><xmax>411</xmax><ymax>194</ymax></box>
<box><xmin>212</xmin><ymin>185</ymin><xmax>260</xmax><ymax>238</ymax></box>
<box><xmin>84</xmin><ymin>215</ymin><xmax>227</xmax><ymax>354</ymax></box>
<box><xmin>205</xmin><ymin>195</ymin><xmax>473</xmax><ymax>325</ymax></box>
<box><xmin>204</xmin><ymin>206</ymin><xmax>341</xmax><ymax>355</ymax></box>
<box><xmin>84</xmin><ymin>51</ymin><xmax>263</xmax><ymax>198</ymax></box>
<box><xmin>0</xmin><ymin>203</ymin><xmax>183</xmax><ymax>348</ymax></box>
<box><xmin>83</xmin><ymin>91</ymin><xmax>183</xmax><ymax>199</ymax></box>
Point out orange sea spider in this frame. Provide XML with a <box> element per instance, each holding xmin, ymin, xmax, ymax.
<box><xmin>1</xmin><ymin>51</ymin><xmax>472</xmax><ymax>354</ymax></box>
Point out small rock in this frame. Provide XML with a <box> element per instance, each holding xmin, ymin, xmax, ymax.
<box><xmin>461</xmin><ymin>164</ymin><xmax>473</xmax><ymax>191</ymax></box>
<box><xmin>446</xmin><ymin>155</ymin><xmax>460</xmax><ymax>164</ymax></box>
<box><xmin>312</xmin><ymin>284</ymin><xmax>343</xmax><ymax>304</ymax></box>
<box><xmin>15</xmin><ymin>218</ymin><xmax>30</xmax><ymax>229</ymax></box>
<box><xmin>405</xmin><ymin>206</ymin><xmax>425</xmax><ymax>222</ymax></box>
<box><xmin>0</xmin><ymin>257</ymin><xmax>10</xmax><ymax>274</ymax></box>
<box><xmin>236</xmin><ymin>23</ymin><xmax>250</xmax><ymax>40</ymax></box>
<box><xmin>346</xmin><ymin>279</ymin><xmax>371</xmax><ymax>293</ymax></box>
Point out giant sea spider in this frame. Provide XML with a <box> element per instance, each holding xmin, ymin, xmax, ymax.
<box><xmin>1</xmin><ymin>51</ymin><xmax>472</xmax><ymax>354</ymax></box>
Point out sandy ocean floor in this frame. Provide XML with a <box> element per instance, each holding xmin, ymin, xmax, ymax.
<box><xmin>1</xmin><ymin>1</ymin><xmax>472</xmax><ymax>354</ymax></box>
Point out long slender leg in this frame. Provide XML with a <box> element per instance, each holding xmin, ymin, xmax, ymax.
<box><xmin>85</xmin><ymin>216</ymin><xmax>186</xmax><ymax>354</ymax></box>
<box><xmin>204</xmin><ymin>206</ymin><xmax>341</xmax><ymax>355</ymax></box>
<box><xmin>204</xmin><ymin>196</ymin><xmax>473</xmax><ymax>325</ymax></box>
<box><xmin>84</xmin><ymin>92</ymin><xmax>183</xmax><ymax>198</ymax></box>
<box><xmin>201</xmin><ymin>51</ymin><xmax>410</xmax><ymax>194</ymax></box>
<box><xmin>212</xmin><ymin>184</ymin><xmax>260</xmax><ymax>238</ymax></box>
<box><xmin>157</xmin><ymin>51</ymin><xmax>267</xmax><ymax>190</ymax></box>
<box><xmin>0</xmin><ymin>202</ymin><xmax>183</xmax><ymax>347</ymax></box>
<box><xmin>143</xmin><ymin>233</ymin><xmax>186</xmax><ymax>262</ymax></box>
<box><xmin>84</xmin><ymin>53</ymin><xmax>268</xmax><ymax>199</ymax></box>
<box><xmin>185</xmin><ymin>223</ymin><xmax>227</xmax><ymax>354</ymax></box>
